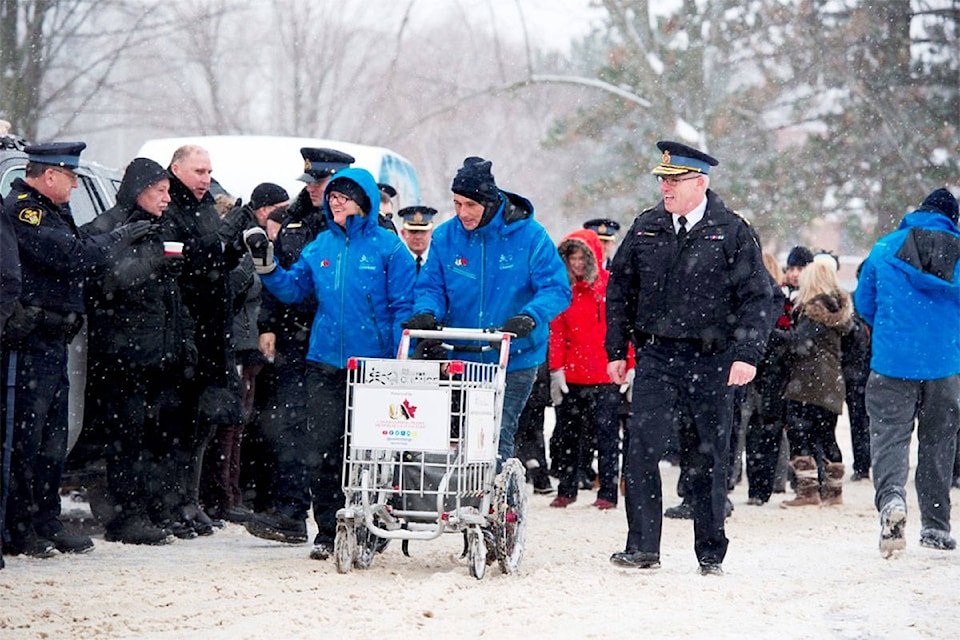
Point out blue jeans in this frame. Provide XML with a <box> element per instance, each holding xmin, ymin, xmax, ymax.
<box><xmin>867</xmin><ymin>372</ymin><xmax>960</xmax><ymax>532</ymax></box>
<box><xmin>499</xmin><ymin>367</ymin><xmax>538</xmax><ymax>464</ymax></box>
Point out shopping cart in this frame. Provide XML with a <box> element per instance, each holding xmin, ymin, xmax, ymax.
<box><xmin>333</xmin><ymin>327</ymin><xmax>527</xmax><ymax>579</ymax></box>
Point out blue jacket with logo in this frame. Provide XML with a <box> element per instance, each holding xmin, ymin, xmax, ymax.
<box><xmin>261</xmin><ymin>168</ymin><xmax>415</xmax><ymax>369</ymax></box>
<box><xmin>854</xmin><ymin>211</ymin><xmax>960</xmax><ymax>380</ymax></box>
<box><xmin>413</xmin><ymin>190</ymin><xmax>570</xmax><ymax>371</ymax></box>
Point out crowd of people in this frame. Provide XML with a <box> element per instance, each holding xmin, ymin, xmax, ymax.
<box><xmin>0</xmin><ymin>138</ymin><xmax>957</xmax><ymax>577</ymax></box>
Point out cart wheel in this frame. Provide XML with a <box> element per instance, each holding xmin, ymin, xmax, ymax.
<box><xmin>334</xmin><ymin>522</ymin><xmax>355</xmax><ymax>574</ymax></box>
<box><xmin>353</xmin><ymin>523</ymin><xmax>379</xmax><ymax>570</ymax></box>
<box><xmin>467</xmin><ymin>527</ymin><xmax>487</xmax><ymax>580</ymax></box>
<box><xmin>493</xmin><ymin>458</ymin><xmax>527</xmax><ymax>575</ymax></box>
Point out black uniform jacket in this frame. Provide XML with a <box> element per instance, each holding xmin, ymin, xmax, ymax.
<box><xmin>606</xmin><ymin>190</ymin><xmax>772</xmax><ymax>366</ymax></box>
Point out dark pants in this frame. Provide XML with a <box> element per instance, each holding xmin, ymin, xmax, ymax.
<box><xmin>3</xmin><ymin>334</ymin><xmax>70</xmax><ymax>542</ymax></box>
<box><xmin>554</xmin><ymin>383</ymin><xmax>620</xmax><ymax>503</ymax></box>
<box><xmin>845</xmin><ymin>375</ymin><xmax>870</xmax><ymax>476</ymax></box>
<box><xmin>623</xmin><ymin>343</ymin><xmax>734</xmax><ymax>565</ymax></box>
<box><xmin>785</xmin><ymin>400</ymin><xmax>841</xmax><ymax>472</ymax></box>
<box><xmin>304</xmin><ymin>363</ymin><xmax>348</xmax><ymax>542</ymax></box>
<box><xmin>101</xmin><ymin>363</ymin><xmax>166</xmax><ymax>524</ymax></box>
<box><xmin>743</xmin><ymin>382</ymin><xmax>783</xmax><ymax>502</ymax></box>
<box><xmin>262</xmin><ymin>357</ymin><xmax>310</xmax><ymax>517</ymax></box>
<box><xmin>515</xmin><ymin>398</ymin><xmax>550</xmax><ymax>486</ymax></box>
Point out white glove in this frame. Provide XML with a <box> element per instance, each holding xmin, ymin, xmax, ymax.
<box><xmin>550</xmin><ymin>369</ymin><xmax>568</xmax><ymax>406</ymax></box>
<box><xmin>242</xmin><ymin>227</ymin><xmax>276</xmax><ymax>275</ymax></box>
<box><xmin>619</xmin><ymin>367</ymin><xmax>635</xmax><ymax>403</ymax></box>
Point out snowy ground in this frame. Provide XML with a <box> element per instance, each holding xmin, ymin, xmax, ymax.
<box><xmin>2</xmin><ymin>412</ymin><xmax>958</xmax><ymax>639</ymax></box>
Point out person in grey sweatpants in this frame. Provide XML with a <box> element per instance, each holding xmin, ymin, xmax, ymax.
<box><xmin>854</xmin><ymin>187</ymin><xmax>960</xmax><ymax>558</ymax></box>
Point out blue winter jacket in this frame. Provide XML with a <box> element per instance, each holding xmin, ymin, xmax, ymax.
<box><xmin>854</xmin><ymin>211</ymin><xmax>960</xmax><ymax>380</ymax></box>
<box><xmin>260</xmin><ymin>168</ymin><xmax>415</xmax><ymax>369</ymax></box>
<box><xmin>413</xmin><ymin>190</ymin><xmax>571</xmax><ymax>371</ymax></box>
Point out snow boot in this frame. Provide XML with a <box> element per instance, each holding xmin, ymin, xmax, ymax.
<box><xmin>821</xmin><ymin>461</ymin><xmax>845</xmax><ymax>506</ymax></box>
<box><xmin>781</xmin><ymin>456</ymin><xmax>821</xmax><ymax>508</ymax></box>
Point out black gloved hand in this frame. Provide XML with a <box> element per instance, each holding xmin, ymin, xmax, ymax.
<box><xmin>158</xmin><ymin>253</ymin><xmax>185</xmax><ymax>278</ymax></box>
<box><xmin>501</xmin><ymin>314</ymin><xmax>536</xmax><ymax>338</ymax></box>
<box><xmin>2</xmin><ymin>302</ymin><xmax>43</xmax><ymax>343</ymax></box>
<box><xmin>218</xmin><ymin>203</ymin><xmax>254</xmax><ymax>245</ymax></box>
<box><xmin>111</xmin><ymin>220</ymin><xmax>153</xmax><ymax>246</ymax></box>
<box><xmin>402</xmin><ymin>313</ymin><xmax>438</xmax><ymax>331</ymax></box>
<box><xmin>182</xmin><ymin>341</ymin><xmax>198</xmax><ymax>379</ymax></box>
<box><xmin>242</xmin><ymin>227</ymin><xmax>276</xmax><ymax>274</ymax></box>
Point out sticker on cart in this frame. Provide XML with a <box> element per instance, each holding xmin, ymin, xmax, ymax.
<box><xmin>363</xmin><ymin>359</ymin><xmax>441</xmax><ymax>387</ymax></box>
<box><xmin>465</xmin><ymin>388</ymin><xmax>497</xmax><ymax>462</ymax></box>
<box><xmin>352</xmin><ymin>386</ymin><xmax>452</xmax><ymax>451</ymax></box>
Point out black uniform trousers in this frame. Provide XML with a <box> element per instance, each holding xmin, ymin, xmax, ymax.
<box><xmin>624</xmin><ymin>341</ymin><xmax>735</xmax><ymax>565</ymax></box>
<box><xmin>3</xmin><ymin>332</ymin><xmax>70</xmax><ymax>543</ymax></box>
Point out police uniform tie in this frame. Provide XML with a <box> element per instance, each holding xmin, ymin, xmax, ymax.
<box><xmin>415</xmin><ymin>255</ymin><xmax>423</xmax><ymax>274</ymax></box>
<box><xmin>677</xmin><ymin>216</ymin><xmax>688</xmax><ymax>246</ymax></box>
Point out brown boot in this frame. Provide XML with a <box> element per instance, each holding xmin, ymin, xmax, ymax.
<box><xmin>821</xmin><ymin>461</ymin><xmax>845</xmax><ymax>506</ymax></box>
<box><xmin>781</xmin><ymin>456</ymin><xmax>821</xmax><ymax>508</ymax></box>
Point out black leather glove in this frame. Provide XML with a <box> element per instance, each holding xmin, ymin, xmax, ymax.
<box><xmin>2</xmin><ymin>302</ymin><xmax>43</xmax><ymax>343</ymax></box>
<box><xmin>402</xmin><ymin>313</ymin><xmax>438</xmax><ymax>331</ymax></box>
<box><xmin>242</xmin><ymin>227</ymin><xmax>276</xmax><ymax>274</ymax></box>
<box><xmin>501</xmin><ymin>314</ymin><xmax>536</xmax><ymax>338</ymax></box>
<box><xmin>110</xmin><ymin>220</ymin><xmax>153</xmax><ymax>246</ymax></box>
<box><xmin>158</xmin><ymin>253</ymin><xmax>185</xmax><ymax>278</ymax></box>
<box><xmin>218</xmin><ymin>203</ymin><xmax>254</xmax><ymax>245</ymax></box>
<box><xmin>182</xmin><ymin>341</ymin><xmax>198</xmax><ymax>379</ymax></box>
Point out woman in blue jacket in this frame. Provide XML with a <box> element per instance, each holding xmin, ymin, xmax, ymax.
<box><xmin>244</xmin><ymin>167</ymin><xmax>415</xmax><ymax>560</ymax></box>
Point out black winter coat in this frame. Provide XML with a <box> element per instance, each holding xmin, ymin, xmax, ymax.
<box><xmin>83</xmin><ymin>206</ymin><xmax>194</xmax><ymax>369</ymax></box>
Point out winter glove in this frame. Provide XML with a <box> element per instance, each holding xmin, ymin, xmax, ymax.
<box><xmin>218</xmin><ymin>203</ymin><xmax>254</xmax><ymax>245</ymax></box>
<box><xmin>157</xmin><ymin>253</ymin><xmax>184</xmax><ymax>278</ymax></box>
<box><xmin>110</xmin><ymin>220</ymin><xmax>153</xmax><ymax>246</ymax></box>
<box><xmin>402</xmin><ymin>313</ymin><xmax>439</xmax><ymax>331</ymax></box>
<box><xmin>2</xmin><ymin>302</ymin><xmax>43</xmax><ymax>343</ymax></box>
<box><xmin>182</xmin><ymin>340</ymin><xmax>199</xmax><ymax>380</ymax></box>
<box><xmin>549</xmin><ymin>369</ymin><xmax>568</xmax><ymax>406</ymax></box>
<box><xmin>501</xmin><ymin>314</ymin><xmax>536</xmax><ymax>338</ymax></box>
<box><xmin>619</xmin><ymin>367</ymin><xmax>635</xmax><ymax>403</ymax></box>
<box><xmin>242</xmin><ymin>227</ymin><xmax>276</xmax><ymax>274</ymax></box>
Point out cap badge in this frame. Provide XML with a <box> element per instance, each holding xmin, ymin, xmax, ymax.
<box><xmin>413</xmin><ymin>212</ymin><xmax>423</xmax><ymax>223</ymax></box>
<box><xmin>304</xmin><ymin>160</ymin><xmax>312</xmax><ymax>171</ymax></box>
<box><xmin>662</xmin><ymin>151</ymin><xmax>671</xmax><ymax>164</ymax></box>
<box><xmin>598</xmin><ymin>224</ymin><xmax>608</xmax><ymax>234</ymax></box>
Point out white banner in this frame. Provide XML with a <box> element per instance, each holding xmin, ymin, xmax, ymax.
<box><xmin>352</xmin><ymin>386</ymin><xmax>452</xmax><ymax>452</ymax></box>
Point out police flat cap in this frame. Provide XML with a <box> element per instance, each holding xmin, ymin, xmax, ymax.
<box><xmin>583</xmin><ymin>218</ymin><xmax>620</xmax><ymax>240</ymax></box>
<box><xmin>298</xmin><ymin>147</ymin><xmax>355</xmax><ymax>182</ymax></box>
<box><xmin>24</xmin><ymin>141</ymin><xmax>87</xmax><ymax>169</ymax></box>
<box><xmin>651</xmin><ymin>140</ymin><xmax>718</xmax><ymax>176</ymax></box>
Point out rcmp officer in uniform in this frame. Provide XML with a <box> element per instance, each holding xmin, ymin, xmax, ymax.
<box><xmin>397</xmin><ymin>205</ymin><xmax>437</xmax><ymax>275</ymax></box>
<box><xmin>606</xmin><ymin>140</ymin><xmax>772</xmax><ymax>575</ymax></box>
<box><xmin>0</xmin><ymin>142</ymin><xmax>151</xmax><ymax>557</ymax></box>
<box><xmin>583</xmin><ymin>218</ymin><xmax>620</xmax><ymax>269</ymax></box>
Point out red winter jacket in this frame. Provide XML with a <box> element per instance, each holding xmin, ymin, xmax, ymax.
<box><xmin>549</xmin><ymin>229</ymin><xmax>631</xmax><ymax>384</ymax></box>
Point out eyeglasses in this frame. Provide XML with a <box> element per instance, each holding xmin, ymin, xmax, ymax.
<box><xmin>657</xmin><ymin>174</ymin><xmax>701</xmax><ymax>186</ymax></box>
<box><xmin>328</xmin><ymin>192</ymin><xmax>353</xmax><ymax>205</ymax></box>
<box><xmin>50</xmin><ymin>166</ymin><xmax>78</xmax><ymax>182</ymax></box>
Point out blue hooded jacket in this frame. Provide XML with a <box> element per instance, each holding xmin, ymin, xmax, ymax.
<box><xmin>260</xmin><ymin>167</ymin><xmax>415</xmax><ymax>369</ymax></box>
<box><xmin>413</xmin><ymin>190</ymin><xmax>571</xmax><ymax>371</ymax></box>
<box><xmin>854</xmin><ymin>210</ymin><xmax>960</xmax><ymax>380</ymax></box>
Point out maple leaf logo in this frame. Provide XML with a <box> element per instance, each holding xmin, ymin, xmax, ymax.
<box><xmin>401</xmin><ymin>398</ymin><xmax>417</xmax><ymax>419</ymax></box>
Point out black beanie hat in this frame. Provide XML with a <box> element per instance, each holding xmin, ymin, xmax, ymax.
<box><xmin>327</xmin><ymin>176</ymin><xmax>372</xmax><ymax>214</ymax></box>
<box><xmin>786</xmin><ymin>246</ymin><xmax>814</xmax><ymax>268</ymax></box>
<box><xmin>919</xmin><ymin>188</ymin><xmax>959</xmax><ymax>225</ymax></box>
<box><xmin>249</xmin><ymin>182</ymin><xmax>289</xmax><ymax>210</ymax></box>
<box><xmin>451</xmin><ymin>156</ymin><xmax>500</xmax><ymax>207</ymax></box>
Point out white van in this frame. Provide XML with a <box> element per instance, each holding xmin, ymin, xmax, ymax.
<box><xmin>136</xmin><ymin>135</ymin><xmax>420</xmax><ymax>208</ymax></box>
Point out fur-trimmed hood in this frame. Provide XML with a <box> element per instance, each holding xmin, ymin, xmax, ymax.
<box><xmin>557</xmin><ymin>228</ymin><xmax>603</xmax><ymax>285</ymax></box>
<box><xmin>798</xmin><ymin>290</ymin><xmax>853</xmax><ymax>331</ymax></box>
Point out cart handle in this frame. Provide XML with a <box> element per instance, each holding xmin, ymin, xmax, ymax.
<box><xmin>398</xmin><ymin>327</ymin><xmax>511</xmax><ymax>369</ymax></box>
